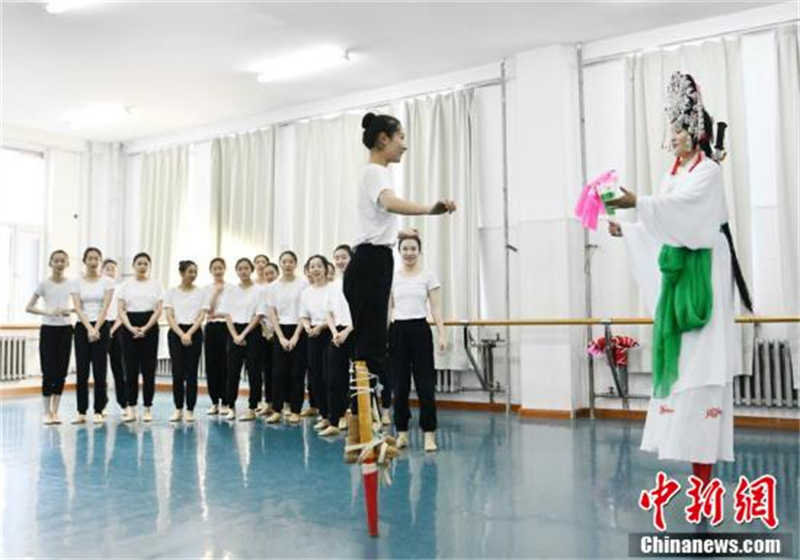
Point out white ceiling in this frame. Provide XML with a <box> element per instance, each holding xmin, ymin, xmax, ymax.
<box><xmin>0</xmin><ymin>0</ymin><xmax>780</xmax><ymax>143</ymax></box>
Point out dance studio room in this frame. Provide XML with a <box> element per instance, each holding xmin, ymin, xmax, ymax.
<box><xmin>1</xmin><ymin>1</ymin><xmax>798</xmax><ymax>558</ymax></box>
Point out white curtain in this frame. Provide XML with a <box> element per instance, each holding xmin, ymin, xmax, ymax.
<box><xmin>399</xmin><ymin>90</ymin><xmax>478</xmax><ymax>370</ymax></box>
<box><xmin>210</xmin><ymin>129</ymin><xmax>276</xmax><ymax>262</ymax></box>
<box><xmin>774</xmin><ymin>25</ymin><xmax>800</xmax><ymax>387</ymax></box>
<box><xmin>139</xmin><ymin>146</ymin><xmax>188</xmax><ymax>287</ymax></box>
<box><xmin>625</xmin><ymin>38</ymin><xmax>754</xmax><ymax>373</ymax></box>
<box><xmin>287</xmin><ymin>113</ymin><xmax>367</xmax><ymax>259</ymax></box>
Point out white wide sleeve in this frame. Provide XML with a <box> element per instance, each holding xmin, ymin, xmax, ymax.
<box><xmin>623</xmin><ymin>222</ymin><xmax>662</xmax><ymax>317</ymax></box>
<box><xmin>636</xmin><ymin>162</ymin><xmax>723</xmax><ymax>250</ymax></box>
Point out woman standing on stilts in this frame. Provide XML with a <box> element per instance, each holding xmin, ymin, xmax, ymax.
<box><xmin>343</xmin><ymin>112</ymin><xmax>456</xmax><ymax>462</ymax></box>
<box><xmin>26</xmin><ymin>250</ymin><xmax>74</xmax><ymax>425</ymax></box>
<box><xmin>606</xmin><ymin>72</ymin><xmax>748</xmax><ymax>486</ymax></box>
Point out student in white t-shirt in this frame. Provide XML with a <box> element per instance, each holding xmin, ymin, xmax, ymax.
<box><xmin>252</xmin><ymin>254</ymin><xmax>275</xmax><ymax>416</ymax></box>
<box><xmin>102</xmin><ymin>258</ymin><xmax>126</xmax><ymax>413</ymax></box>
<box><xmin>117</xmin><ymin>252</ymin><xmax>163</xmax><ymax>423</ymax></box>
<box><xmin>299</xmin><ymin>255</ymin><xmax>332</xmax><ymax>431</ymax></box>
<box><xmin>26</xmin><ymin>249</ymin><xmax>74</xmax><ymax>426</ymax></box>
<box><xmin>342</xmin><ymin>112</ymin><xmax>455</xmax><ymax>461</ymax></box>
<box><xmin>217</xmin><ymin>257</ymin><xmax>264</xmax><ymax>422</ymax></box>
<box><xmin>165</xmin><ymin>260</ymin><xmax>209</xmax><ymax>423</ymax></box>
<box><xmin>203</xmin><ymin>257</ymin><xmax>230</xmax><ymax>416</ymax></box>
<box><xmin>70</xmin><ymin>247</ymin><xmax>114</xmax><ymax>425</ymax></box>
<box><xmin>264</xmin><ymin>251</ymin><xmax>309</xmax><ymax>425</ymax></box>
<box><xmin>320</xmin><ymin>246</ymin><xmax>354</xmax><ymax>437</ymax></box>
<box><xmin>256</xmin><ymin>261</ymin><xmax>279</xmax><ymax>416</ymax></box>
<box><xmin>389</xmin><ymin>234</ymin><xmax>447</xmax><ymax>453</ymax></box>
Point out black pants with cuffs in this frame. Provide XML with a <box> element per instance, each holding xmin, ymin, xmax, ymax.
<box><xmin>168</xmin><ymin>326</ymin><xmax>203</xmax><ymax>411</ymax></box>
<box><xmin>74</xmin><ymin>321</ymin><xmax>110</xmax><ymax>414</ymax></box>
<box><xmin>226</xmin><ymin>325</ymin><xmax>262</xmax><ymax>410</ymax></box>
<box><xmin>390</xmin><ymin>318</ymin><xmax>438</xmax><ymax>432</ymax></box>
<box><xmin>121</xmin><ymin>311</ymin><xmax>158</xmax><ymax>407</ymax></box>
<box><xmin>326</xmin><ymin>329</ymin><xmax>353</xmax><ymax>423</ymax></box>
<box><xmin>108</xmin><ymin>326</ymin><xmax>126</xmax><ymax>407</ymax></box>
<box><xmin>204</xmin><ymin>322</ymin><xmax>229</xmax><ymax>406</ymax></box>
<box><xmin>306</xmin><ymin>329</ymin><xmax>331</xmax><ymax>419</ymax></box>
<box><xmin>272</xmin><ymin>326</ymin><xmax>307</xmax><ymax>414</ymax></box>
<box><xmin>39</xmin><ymin>325</ymin><xmax>73</xmax><ymax>397</ymax></box>
<box><xmin>343</xmin><ymin>243</ymin><xmax>394</xmax><ymax>412</ymax></box>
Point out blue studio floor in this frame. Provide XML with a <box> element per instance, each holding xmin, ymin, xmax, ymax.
<box><xmin>0</xmin><ymin>393</ymin><xmax>798</xmax><ymax>559</ymax></box>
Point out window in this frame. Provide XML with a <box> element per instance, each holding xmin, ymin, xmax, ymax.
<box><xmin>0</xmin><ymin>147</ymin><xmax>46</xmax><ymax>323</ymax></box>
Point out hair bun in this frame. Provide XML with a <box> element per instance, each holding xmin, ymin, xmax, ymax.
<box><xmin>361</xmin><ymin>112</ymin><xmax>376</xmax><ymax>130</ymax></box>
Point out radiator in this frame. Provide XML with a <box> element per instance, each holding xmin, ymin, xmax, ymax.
<box><xmin>0</xmin><ymin>335</ymin><xmax>29</xmax><ymax>381</ymax></box>
<box><xmin>735</xmin><ymin>340</ymin><xmax>798</xmax><ymax>408</ymax></box>
<box><xmin>435</xmin><ymin>369</ymin><xmax>460</xmax><ymax>394</ymax></box>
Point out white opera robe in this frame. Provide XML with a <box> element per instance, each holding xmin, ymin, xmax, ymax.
<box><xmin>623</xmin><ymin>157</ymin><xmax>738</xmax><ymax>464</ymax></box>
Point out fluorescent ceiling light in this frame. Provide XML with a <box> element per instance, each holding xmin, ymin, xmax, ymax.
<box><xmin>45</xmin><ymin>1</ymin><xmax>102</xmax><ymax>14</ymax></box>
<box><xmin>65</xmin><ymin>104</ymin><xmax>131</xmax><ymax>129</ymax></box>
<box><xmin>255</xmin><ymin>45</ymin><xmax>350</xmax><ymax>83</ymax></box>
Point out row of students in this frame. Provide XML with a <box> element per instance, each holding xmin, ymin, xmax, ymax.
<box><xmin>28</xmin><ymin>241</ymin><xmax>444</xmax><ymax>450</ymax></box>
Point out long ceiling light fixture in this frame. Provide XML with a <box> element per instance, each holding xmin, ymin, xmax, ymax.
<box><xmin>44</xmin><ymin>1</ymin><xmax>103</xmax><ymax>15</ymax></box>
<box><xmin>255</xmin><ymin>45</ymin><xmax>350</xmax><ymax>83</ymax></box>
<box><xmin>65</xmin><ymin>103</ymin><xmax>132</xmax><ymax>129</ymax></box>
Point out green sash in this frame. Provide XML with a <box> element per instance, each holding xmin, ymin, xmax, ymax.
<box><xmin>652</xmin><ymin>245</ymin><xmax>713</xmax><ymax>398</ymax></box>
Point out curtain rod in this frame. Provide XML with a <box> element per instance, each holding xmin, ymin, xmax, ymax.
<box><xmin>583</xmin><ymin>18</ymin><xmax>799</xmax><ymax>67</ymax></box>
<box><xmin>132</xmin><ymin>75</ymin><xmax>505</xmax><ymax>154</ymax></box>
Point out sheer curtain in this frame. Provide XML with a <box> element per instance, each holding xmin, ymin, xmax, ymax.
<box><xmin>287</xmin><ymin>113</ymin><xmax>367</xmax><ymax>259</ymax></box>
<box><xmin>774</xmin><ymin>25</ymin><xmax>800</xmax><ymax>386</ymax></box>
<box><xmin>210</xmin><ymin>129</ymin><xmax>276</xmax><ymax>262</ymax></box>
<box><xmin>399</xmin><ymin>90</ymin><xmax>477</xmax><ymax>369</ymax></box>
<box><xmin>625</xmin><ymin>37</ymin><xmax>754</xmax><ymax>373</ymax></box>
<box><xmin>139</xmin><ymin>146</ymin><xmax>188</xmax><ymax>287</ymax></box>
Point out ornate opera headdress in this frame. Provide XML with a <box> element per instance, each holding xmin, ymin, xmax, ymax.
<box><xmin>663</xmin><ymin>71</ymin><xmax>706</xmax><ymax>148</ymax></box>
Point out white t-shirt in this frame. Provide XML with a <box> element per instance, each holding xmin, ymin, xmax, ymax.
<box><xmin>203</xmin><ymin>282</ymin><xmax>230</xmax><ymax>323</ymax></box>
<box><xmin>106</xmin><ymin>280</ymin><xmax>120</xmax><ymax>321</ymax></box>
<box><xmin>265</xmin><ymin>277</ymin><xmax>308</xmax><ymax>325</ymax></box>
<box><xmin>71</xmin><ymin>275</ymin><xmax>115</xmax><ymax>322</ymax></box>
<box><xmin>165</xmin><ymin>286</ymin><xmax>210</xmax><ymax>325</ymax></box>
<box><xmin>299</xmin><ymin>284</ymin><xmax>331</xmax><ymax>327</ymax></box>
<box><xmin>33</xmin><ymin>278</ymin><xmax>74</xmax><ymax>327</ymax></box>
<box><xmin>117</xmin><ymin>278</ymin><xmax>164</xmax><ymax>313</ymax></box>
<box><xmin>217</xmin><ymin>283</ymin><xmax>261</xmax><ymax>324</ymax></box>
<box><xmin>353</xmin><ymin>163</ymin><xmax>399</xmax><ymax>247</ymax></box>
<box><xmin>392</xmin><ymin>269</ymin><xmax>441</xmax><ymax>321</ymax></box>
<box><xmin>325</xmin><ymin>282</ymin><xmax>353</xmax><ymax>328</ymax></box>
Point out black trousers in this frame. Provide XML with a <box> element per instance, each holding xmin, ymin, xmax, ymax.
<box><xmin>204</xmin><ymin>322</ymin><xmax>229</xmax><ymax>406</ymax></box>
<box><xmin>255</xmin><ymin>332</ymin><xmax>274</xmax><ymax>405</ymax></box>
<box><xmin>39</xmin><ymin>325</ymin><xmax>73</xmax><ymax>397</ymax></box>
<box><xmin>168</xmin><ymin>326</ymin><xmax>203</xmax><ymax>410</ymax></box>
<box><xmin>121</xmin><ymin>311</ymin><xmax>158</xmax><ymax>407</ymax></box>
<box><xmin>226</xmin><ymin>325</ymin><xmax>262</xmax><ymax>410</ymax></box>
<box><xmin>326</xmin><ymin>328</ymin><xmax>352</xmax><ymax>423</ymax></box>
<box><xmin>74</xmin><ymin>322</ymin><xmax>110</xmax><ymax>414</ymax></box>
<box><xmin>306</xmin><ymin>329</ymin><xmax>331</xmax><ymax>418</ymax></box>
<box><xmin>343</xmin><ymin>244</ymin><xmax>393</xmax><ymax>412</ymax></box>
<box><xmin>272</xmin><ymin>326</ymin><xmax>307</xmax><ymax>414</ymax></box>
<box><xmin>390</xmin><ymin>319</ymin><xmax>438</xmax><ymax>432</ymax></box>
<box><xmin>108</xmin><ymin>326</ymin><xmax>126</xmax><ymax>407</ymax></box>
